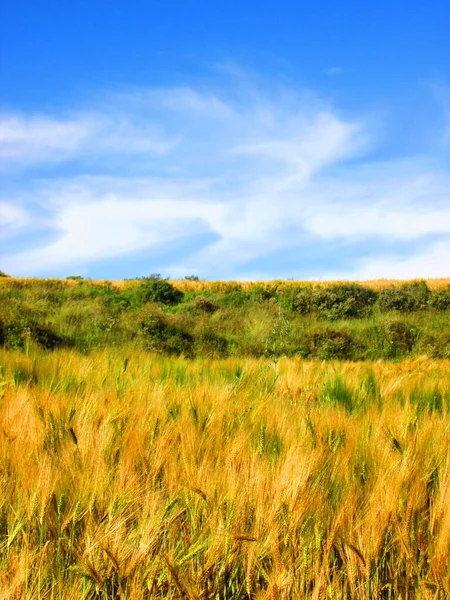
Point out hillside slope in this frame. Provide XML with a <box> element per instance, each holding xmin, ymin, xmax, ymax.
<box><xmin>1</xmin><ymin>277</ymin><xmax>449</xmax><ymax>359</ymax></box>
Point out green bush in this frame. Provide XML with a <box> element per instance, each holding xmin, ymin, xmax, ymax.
<box><xmin>383</xmin><ymin>320</ymin><xmax>418</xmax><ymax>356</ymax></box>
<box><xmin>278</xmin><ymin>286</ymin><xmax>314</xmax><ymax>313</ymax></box>
<box><xmin>416</xmin><ymin>332</ymin><xmax>450</xmax><ymax>359</ymax></box>
<box><xmin>138</xmin><ymin>278</ymin><xmax>184</xmax><ymax>306</ymax></box>
<box><xmin>378</xmin><ymin>281</ymin><xmax>430</xmax><ymax>312</ymax></box>
<box><xmin>311</xmin><ymin>284</ymin><xmax>378</xmax><ymax>320</ymax></box>
<box><xmin>429</xmin><ymin>288</ymin><xmax>450</xmax><ymax>310</ymax></box>
<box><xmin>3</xmin><ymin>323</ymin><xmax>26</xmax><ymax>350</ymax></box>
<box><xmin>299</xmin><ymin>329</ymin><xmax>356</xmax><ymax>360</ymax></box>
<box><xmin>139</xmin><ymin>314</ymin><xmax>193</xmax><ymax>356</ymax></box>
<box><xmin>1</xmin><ymin>320</ymin><xmax>66</xmax><ymax>351</ymax></box>
<box><xmin>191</xmin><ymin>296</ymin><xmax>219</xmax><ymax>314</ymax></box>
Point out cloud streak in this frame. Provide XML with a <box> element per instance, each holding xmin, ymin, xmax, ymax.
<box><xmin>0</xmin><ymin>111</ymin><xmax>175</xmax><ymax>167</ymax></box>
<box><xmin>1</xmin><ymin>79</ymin><xmax>449</xmax><ymax>280</ymax></box>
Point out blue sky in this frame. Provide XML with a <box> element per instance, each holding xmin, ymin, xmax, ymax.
<box><xmin>1</xmin><ymin>0</ymin><xmax>449</xmax><ymax>280</ymax></box>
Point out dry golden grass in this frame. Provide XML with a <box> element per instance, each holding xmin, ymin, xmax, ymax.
<box><xmin>2</xmin><ymin>276</ymin><xmax>450</xmax><ymax>293</ymax></box>
<box><xmin>168</xmin><ymin>277</ymin><xmax>450</xmax><ymax>293</ymax></box>
<box><xmin>1</xmin><ymin>349</ymin><xmax>450</xmax><ymax>598</ymax></box>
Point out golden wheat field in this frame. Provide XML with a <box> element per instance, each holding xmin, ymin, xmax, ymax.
<box><xmin>3</xmin><ymin>276</ymin><xmax>450</xmax><ymax>294</ymax></box>
<box><xmin>1</xmin><ymin>347</ymin><xmax>450</xmax><ymax>599</ymax></box>
<box><xmin>168</xmin><ymin>278</ymin><xmax>450</xmax><ymax>294</ymax></box>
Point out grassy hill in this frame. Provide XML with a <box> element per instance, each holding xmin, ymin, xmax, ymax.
<box><xmin>1</xmin><ymin>276</ymin><xmax>450</xmax><ymax>360</ymax></box>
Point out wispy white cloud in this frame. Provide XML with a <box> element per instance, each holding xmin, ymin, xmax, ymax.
<box><xmin>0</xmin><ymin>115</ymin><xmax>92</xmax><ymax>164</ymax></box>
<box><xmin>0</xmin><ymin>111</ymin><xmax>175</xmax><ymax>167</ymax></box>
<box><xmin>2</xmin><ymin>178</ymin><xmax>225</xmax><ymax>271</ymax></box>
<box><xmin>324</xmin><ymin>241</ymin><xmax>450</xmax><ymax>281</ymax></box>
<box><xmin>1</xmin><ymin>78</ymin><xmax>449</xmax><ymax>279</ymax></box>
<box><xmin>0</xmin><ymin>201</ymin><xmax>30</xmax><ymax>236</ymax></box>
<box><xmin>303</xmin><ymin>169</ymin><xmax>450</xmax><ymax>240</ymax></box>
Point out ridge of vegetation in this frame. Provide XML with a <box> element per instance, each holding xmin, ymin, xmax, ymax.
<box><xmin>1</xmin><ymin>276</ymin><xmax>450</xmax><ymax>360</ymax></box>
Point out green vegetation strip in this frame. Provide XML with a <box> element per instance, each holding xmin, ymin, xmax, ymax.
<box><xmin>1</xmin><ymin>277</ymin><xmax>450</xmax><ymax>359</ymax></box>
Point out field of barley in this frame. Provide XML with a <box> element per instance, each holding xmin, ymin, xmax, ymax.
<box><xmin>1</xmin><ymin>345</ymin><xmax>450</xmax><ymax>599</ymax></box>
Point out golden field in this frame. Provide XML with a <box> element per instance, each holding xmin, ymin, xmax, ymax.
<box><xmin>2</xmin><ymin>276</ymin><xmax>450</xmax><ymax>293</ymax></box>
<box><xmin>168</xmin><ymin>278</ymin><xmax>450</xmax><ymax>294</ymax></box>
<box><xmin>1</xmin><ymin>348</ymin><xmax>450</xmax><ymax>599</ymax></box>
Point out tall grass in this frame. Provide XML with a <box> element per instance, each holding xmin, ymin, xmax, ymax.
<box><xmin>1</xmin><ymin>348</ymin><xmax>449</xmax><ymax>598</ymax></box>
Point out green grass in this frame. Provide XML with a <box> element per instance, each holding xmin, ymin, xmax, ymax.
<box><xmin>1</xmin><ymin>278</ymin><xmax>449</xmax><ymax>360</ymax></box>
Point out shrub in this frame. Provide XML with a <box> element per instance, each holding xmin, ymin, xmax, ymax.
<box><xmin>3</xmin><ymin>323</ymin><xmax>28</xmax><ymax>350</ymax></box>
<box><xmin>429</xmin><ymin>288</ymin><xmax>450</xmax><ymax>310</ymax></box>
<box><xmin>184</xmin><ymin>275</ymin><xmax>200</xmax><ymax>281</ymax></box>
<box><xmin>0</xmin><ymin>270</ymin><xmax>10</xmax><ymax>277</ymax></box>
<box><xmin>32</xmin><ymin>324</ymin><xmax>66</xmax><ymax>350</ymax></box>
<box><xmin>191</xmin><ymin>296</ymin><xmax>219</xmax><ymax>314</ymax></box>
<box><xmin>405</xmin><ymin>280</ymin><xmax>431</xmax><ymax>306</ymax></box>
<box><xmin>299</xmin><ymin>329</ymin><xmax>355</xmax><ymax>360</ymax></box>
<box><xmin>2</xmin><ymin>321</ymin><xmax>66</xmax><ymax>351</ymax></box>
<box><xmin>383</xmin><ymin>320</ymin><xmax>418</xmax><ymax>356</ymax></box>
<box><xmin>378</xmin><ymin>287</ymin><xmax>408</xmax><ymax>312</ymax></box>
<box><xmin>311</xmin><ymin>284</ymin><xmax>378</xmax><ymax>320</ymax></box>
<box><xmin>138</xmin><ymin>278</ymin><xmax>184</xmax><ymax>306</ymax></box>
<box><xmin>139</xmin><ymin>314</ymin><xmax>193</xmax><ymax>356</ymax></box>
<box><xmin>416</xmin><ymin>333</ymin><xmax>450</xmax><ymax>359</ymax></box>
<box><xmin>140</xmin><ymin>314</ymin><xmax>170</xmax><ymax>338</ymax></box>
<box><xmin>378</xmin><ymin>281</ymin><xmax>430</xmax><ymax>312</ymax></box>
<box><xmin>278</xmin><ymin>286</ymin><xmax>314</xmax><ymax>313</ymax></box>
